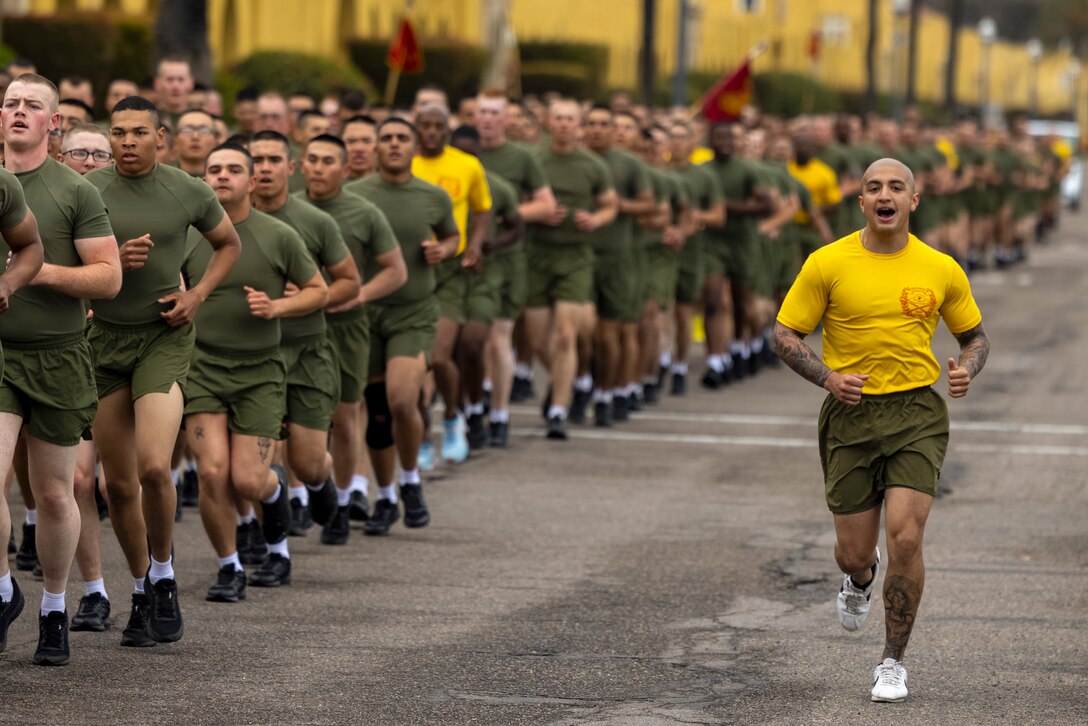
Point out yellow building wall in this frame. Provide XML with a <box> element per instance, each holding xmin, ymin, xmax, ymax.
<box><xmin>14</xmin><ymin>0</ymin><xmax>1085</xmax><ymax>118</ymax></box>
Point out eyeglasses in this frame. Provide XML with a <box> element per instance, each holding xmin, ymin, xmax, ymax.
<box><xmin>64</xmin><ymin>149</ymin><xmax>113</xmax><ymax>163</ymax></box>
<box><xmin>178</xmin><ymin>125</ymin><xmax>216</xmax><ymax>137</ymax></box>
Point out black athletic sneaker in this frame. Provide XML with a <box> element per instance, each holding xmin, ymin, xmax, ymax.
<box><xmin>539</xmin><ymin>385</ymin><xmax>552</xmax><ymax>421</ymax></box>
<box><xmin>16</xmin><ymin>523</ymin><xmax>38</xmax><ymax>571</ymax></box>
<box><xmin>657</xmin><ymin>364</ymin><xmax>669</xmax><ymax>390</ymax></box>
<box><xmin>510</xmin><ymin>375</ymin><xmax>532</xmax><ymax>402</ymax></box>
<box><xmin>33</xmin><ymin>562</ymin><xmax>42</xmax><ymax>579</ymax></box>
<box><xmin>400</xmin><ymin>484</ymin><xmax>430</xmax><ymax>528</ymax></box>
<box><xmin>612</xmin><ymin>394</ymin><xmax>629</xmax><ymax>422</ymax></box>
<box><xmin>730</xmin><ymin>354</ymin><xmax>747</xmax><ymax>381</ymax></box>
<box><xmin>249</xmin><ymin>554</ymin><xmax>292</xmax><ymax>588</ymax></box>
<box><xmin>174</xmin><ymin>491</ymin><xmax>182</xmax><ymax>522</ymax></box>
<box><xmin>627</xmin><ymin>391</ymin><xmax>642</xmax><ymax>413</ymax></box>
<box><xmin>94</xmin><ymin>480</ymin><xmax>109</xmax><ymax>520</ymax></box>
<box><xmin>0</xmin><ymin>577</ymin><xmax>25</xmax><ymax>653</ymax></box>
<box><xmin>262</xmin><ymin>465</ymin><xmax>291</xmax><ymax>544</ymax></box>
<box><xmin>33</xmin><ymin>611</ymin><xmax>70</xmax><ymax>666</ymax></box>
<box><xmin>309</xmin><ymin>477</ymin><xmax>338</xmax><ymax>527</ymax></box>
<box><xmin>7</xmin><ymin>532</ymin><xmax>15</xmax><ymax>554</ymax></box>
<box><xmin>489</xmin><ymin>421</ymin><xmax>509</xmax><ymax>448</ymax></box>
<box><xmin>236</xmin><ymin>521</ymin><xmax>253</xmax><ymax>565</ymax></box>
<box><xmin>546</xmin><ymin>415</ymin><xmax>568</xmax><ymax>440</ymax></box>
<box><xmin>671</xmin><ymin>372</ymin><xmax>687</xmax><ymax>396</ymax></box>
<box><xmin>119</xmin><ymin>593</ymin><xmax>155</xmax><ymax>647</ymax></box>
<box><xmin>320</xmin><ymin>505</ymin><xmax>350</xmax><ymax>545</ymax></box>
<box><xmin>701</xmin><ymin>368</ymin><xmax>724</xmax><ymax>390</ymax></box>
<box><xmin>348</xmin><ymin>490</ymin><xmax>370</xmax><ymax>522</ymax></box>
<box><xmin>594</xmin><ymin>401</ymin><xmax>612</xmax><ymax>427</ymax></box>
<box><xmin>206</xmin><ymin>566</ymin><xmax>246</xmax><ymax>603</ymax></box>
<box><xmin>569</xmin><ymin>388</ymin><xmax>591</xmax><ymax>424</ymax></box>
<box><xmin>481</xmin><ymin>388</ymin><xmax>491</xmax><ymax>415</ymax></box>
<box><xmin>364</xmin><ymin>498</ymin><xmax>400</xmax><ymax>536</ymax></box>
<box><xmin>71</xmin><ymin>593</ymin><xmax>111</xmax><ymax>632</ymax></box>
<box><xmin>144</xmin><ymin>575</ymin><xmax>183</xmax><ymax>643</ymax></box>
<box><xmin>181</xmin><ymin>468</ymin><xmax>199</xmax><ymax>507</ymax></box>
<box><xmin>642</xmin><ymin>382</ymin><xmax>658</xmax><ymax>405</ymax></box>
<box><xmin>288</xmin><ymin>497</ymin><xmax>312</xmax><ymax>537</ymax></box>
<box><xmin>466</xmin><ymin>412</ymin><xmax>489</xmax><ymax>450</ymax></box>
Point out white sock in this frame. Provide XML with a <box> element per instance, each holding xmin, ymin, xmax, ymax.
<box><xmin>740</xmin><ymin>341</ymin><xmax>751</xmax><ymax>359</ymax></box>
<box><xmin>594</xmin><ymin>389</ymin><xmax>613</xmax><ymax>404</ymax></box>
<box><xmin>132</xmin><ymin>578</ymin><xmax>145</xmax><ymax>595</ymax></box>
<box><xmin>574</xmin><ymin>374</ymin><xmax>594</xmax><ymax>392</ymax></box>
<box><xmin>184</xmin><ymin>456</ymin><xmax>197</xmax><ymax>474</ymax></box>
<box><xmin>40</xmin><ymin>590</ymin><xmax>65</xmax><ymax>616</ymax></box>
<box><xmin>25</xmin><ymin>509</ymin><xmax>36</xmax><ymax>526</ymax></box>
<box><xmin>642</xmin><ymin>375</ymin><xmax>657</xmax><ymax>385</ymax></box>
<box><xmin>172</xmin><ymin>467</ymin><xmax>182</xmax><ymax>486</ymax></box>
<box><xmin>489</xmin><ymin>409</ymin><xmax>509</xmax><ymax>424</ymax></box>
<box><xmin>218</xmin><ymin>553</ymin><xmax>243</xmax><ymax>572</ymax></box>
<box><xmin>547</xmin><ymin>404</ymin><xmax>567</xmax><ymax>419</ymax></box>
<box><xmin>729</xmin><ymin>340</ymin><xmax>743</xmax><ymax>356</ymax></box>
<box><xmin>515</xmin><ymin>362</ymin><xmax>532</xmax><ymax>379</ymax></box>
<box><xmin>336</xmin><ymin>486</ymin><xmax>352</xmax><ymax>507</ymax></box>
<box><xmin>751</xmin><ymin>336</ymin><xmax>764</xmax><ymax>354</ymax></box>
<box><xmin>482</xmin><ymin>378</ymin><xmax>493</xmax><ymax>393</ymax></box>
<box><xmin>707</xmin><ymin>354</ymin><xmax>724</xmax><ymax>373</ymax></box>
<box><xmin>0</xmin><ymin>572</ymin><xmax>12</xmax><ymax>602</ymax></box>
<box><xmin>289</xmin><ymin>486</ymin><xmax>308</xmax><ymax>506</ymax></box>
<box><xmin>349</xmin><ymin>474</ymin><xmax>369</xmax><ymax>496</ymax></box>
<box><xmin>400</xmin><ymin>468</ymin><xmax>421</xmax><ymax>485</ymax></box>
<box><xmin>266</xmin><ymin>538</ymin><xmax>289</xmax><ymax>558</ymax></box>
<box><xmin>611</xmin><ymin>387</ymin><xmax>625</xmax><ymax>400</ymax></box>
<box><xmin>659</xmin><ymin>351</ymin><xmax>672</xmax><ymax>368</ymax></box>
<box><xmin>722</xmin><ymin>353</ymin><xmax>734</xmax><ymax>369</ymax></box>
<box><xmin>83</xmin><ymin>578</ymin><xmax>108</xmax><ymax>599</ymax></box>
<box><xmin>466</xmin><ymin>401</ymin><xmax>485</xmax><ymax>416</ymax></box>
<box><xmin>626</xmin><ymin>383</ymin><xmax>641</xmax><ymax>397</ymax></box>
<box><xmin>239</xmin><ymin>507</ymin><xmax>256</xmax><ymax>525</ymax></box>
<box><xmin>670</xmin><ymin>362</ymin><xmax>688</xmax><ymax>375</ymax></box>
<box><xmin>380</xmin><ymin>484</ymin><xmax>399</xmax><ymax>504</ymax></box>
<box><xmin>148</xmin><ymin>557</ymin><xmax>174</xmax><ymax>584</ymax></box>
<box><xmin>262</xmin><ymin>482</ymin><xmax>281</xmax><ymax>505</ymax></box>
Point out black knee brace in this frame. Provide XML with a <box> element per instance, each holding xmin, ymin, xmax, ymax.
<box><xmin>364</xmin><ymin>383</ymin><xmax>395</xmax><ymax>450</ymax></box>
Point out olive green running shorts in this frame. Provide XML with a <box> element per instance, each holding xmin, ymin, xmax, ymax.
<box><xmin>646</xmin><ymin>244</ymin><xmax>679</xmax><ymax>309</ymax></box>
<box><xmin>818</xmin><ymin>386</ymin><xmax>949</xmax><ymax>515</ymax></box>
<box><xmin>89</xmin><ymin>319</ymin><xmax>194</xmax><ymax>401</ymax></box>
<box><xmin>326</xmin><ymin>312</ymin><xmax>369</xmax><ymax>404</ymax></box>
<box><xmin>725</xmin><ymin>234</ymin><xmax>762</xmax><ymax>289</ymax></box>
<box><xmin>526</xmin><ymin>242</ymin><xmax>594</xmax><ymax>308</ymax></box>
<box><xmin>491</xmin><ymin>245</ymin><xmax>527</xmax><ymax>320</ymax></box>
<box><xmin>675</xmin><ymin>237</ymin><xmax>704</xmax><ymax>306</ymax></box>
<box><xmin>185</xmin><ymin>344</ymin><xmax>287</xmax><ymax>439</ymax></box>
<box><xmin>593</xmin><ymin>247</ymin><xmax>636</xmax><ymax>322</ymax></box>
<box><xmin>466</xmin><ymin>256</ymin><xmax>501</xmax><ymax>324</ymax></box>
<box><xmin>628</xmin><ymin>246</ymin><xmax>650</xmax><ymax>320</ymax></box>
<box><xmin>367</xmin><ymin>296</ymin><xmax>438</xmax><ymax>374</ymax></box>
<box><xmin>282</xmin><ymin>334</ymin><xmax>340</xmax><ymax>431</ymax></box>
<box><xmin>435</xmin><ymin>257</ymin><xmax>467</xmax><ymax>325</ymax></box>
<box><xmin>0</xmin><ymin>333</ymin><xmax>97</xmax><ymax>446</ymax></box>
<box><xmin>773</xmin><ymin>229</ymin><xmax>803</xmax><ymax>294</ymax></box>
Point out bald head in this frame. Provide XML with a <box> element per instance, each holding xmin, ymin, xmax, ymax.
<box><xmin>863</xmin><ymin>158</ymin><xmax>915</xmax><ymax>192</ymax></box>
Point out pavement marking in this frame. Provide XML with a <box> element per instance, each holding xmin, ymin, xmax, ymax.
<box><xmin>511</xmin><ymin>405</ymin><xmax>1088</xmax><ymax>436</ymax></box>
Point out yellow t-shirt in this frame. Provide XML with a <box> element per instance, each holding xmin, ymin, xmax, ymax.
<box><xmin>411</xmin><ymin>146</ymin><xmax>492</xmax><ymax>254</ymax></box>
<box><xmin>777</xmin><ymin>231</ymin><xmax>982</xmax><ymax>395</ymax></box>
<box><xmin>689</xmin><ymin>146</ymin><xmax>714</xmax><ymax>165</ymax></box>
<box><xmin>788</xmin><ymin>159</ymin><xmax>842</xmax><ymax>224</ymax></box>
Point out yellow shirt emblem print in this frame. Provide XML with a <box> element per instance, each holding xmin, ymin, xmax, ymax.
<box><xmin>900</xmin><ymin>287</ymin><xmax>937</xmax><ymax>319</ymax></box>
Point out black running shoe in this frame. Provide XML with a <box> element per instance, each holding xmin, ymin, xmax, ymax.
<box><xmin>7</xmin><ymin>532</ymin><xmax>15</xmax><ymax>554</ymax></box>
<box><xmin>400</xmin><ymin>484</ymin><xmax>430</xmax><ymax>528</ymax></box>
<box><xmin>510</xmin><ymin>375</ymin><xmax>532</xmax><ymax>402</ymax></box>
<box><xmin>364</xmin><ymin>498</ymin><xmax>400</xmax><ymax>536</ymax></box>
<box><xmin>730</xmin><ymin>354</ymin><xmax>747</xmax><ymax>381</ymax></box>
<box><xmin>236</xmin><ymin>521</ymin><xmax>253</xmax><ymax>565</ymax></box>
<box><xmin>671</xmin><ymin>372</ymin><xmax>687</xmax><ymax>396</ymax></box>
<box><xmin>206</xmin><ymin>566</ymin><xmax>246</xmax><ymax>603</ymax></box>
<box><xmin>33</xmin><ymin>562</ymin><xmax>42</xmax><ymax>578</ymax></box>
<box><xmin>120</xmin><ymin>594</ymin><xmax>155</xmax><ymax>647</ymax></box>
<box><xmin>16</xmin><ymin>523</ymin><xmax>38</xmax><ymax>571</ymax></box>
<box><xmin>594</xmin><ymin>401</ymin><xmax>612</xmax><ymax>427</ymax></box>
<box><xmin>143</xmin><ymin>575</ymin><xmax>183</xmax><ymax>643</ymax></box>
<box><xmin>466</xmin><ymin>412</ymin><xmax>489</xmax><ymax>450</ymax></box>
<box><xmin>481</xmin><ymin>389</ymin><xmax>491</xmax><ymax>415</ymax></box>
<box><xmin>320</xmin><ymin>505</ymin><xmax>350</xmax><ymax>545</ymax></box>
<box><xmin>94</xmin><ymin>480</ymin><xmax>109</xmax><ymax>520</ymax></box>
<box><xmin>627</xmin><ymin>391</ymin><xmax>642</xmax><ymax>413</ymax></box>
<box><xmin>642</xmin><ymin>383</ymin><xmax>658</xmax><ymax>405</ymax></box>
<box><xmin>309</xmin><ymin>478</ymin><xmax>338</xmax><ymax>527</ymax></box>
<box><xmin>546</xmin><ymin>415</ymin><xmax>568</xmax><ymax>440</ymax></box>
<box><xmin>0</xmin><ymin>577</ymin><xmax>25</xmax><ymax>653</ymax></box>
<box><xmin>348</xmin><ymin>490</ymin><xmax>370</xmax><ymax>522</ymax></box>
<box><xmin>747</xmin><ymin>353</ymin><xmax>760</xmax><ymax>377</ymax></box>
<box><xmin>288</xmin><ymin>497</ymin><xmax>312</xmax><ymax>537</ymax></box>
<box><xmin>539</xmin><ymin>385</ymin><xmax>552</xmax><ymax>421</ymax></box>
<box><xmin>657</xmin><ymin>364</ymin><xmax>668</xmax><ymax>390</ymax></box>
<box><xmin>612</xmin><ymin>395</ymin><xmax>629</xmax><ymax>422</ymax></box>
<box><xmin>261</xmin><ymin>465</ymin><xmax>291</xmax><ymax>544</ymax></box>
<box><xmin>701</xmin><ymin>368</ymin><xmax>724</xmax><ymax>390</ymax></box>
<box><xmin>181</xmin><ymin>469</ymin><xmax>199</xmax><ymax>507</ymax></box>
<box><xmin>249</xmin><ymin>554</ymin><xmax>291</xmax><ymax>588</ymax></box>
<box><xmin>569</xmin><ymin>388</ymin><xmax>591</xmax><ymax>424</ymax></box>
<box><xmin>33</xmin><ymin>611</ymin><xmax>70</xmax><ymax>666</ymax></box>
<box><xmin>71</xmin><ymin>593</ymin><xmax>111</xmax><ymax>632</ymax></box>
<box><xmin>489</xmin><ymin>421</ymin><xmax>509</xmax><ymax>448</ymax></box>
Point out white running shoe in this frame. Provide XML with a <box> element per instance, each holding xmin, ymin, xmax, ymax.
<box><xmin>837</xmin><ymin>547</ymin><xmax>880</xmax><ymax>631</ymax></box>
<box><xmin>871</xmin><ymin>658</ymin><xmax>909</xmax><ymax>702</ymax></box>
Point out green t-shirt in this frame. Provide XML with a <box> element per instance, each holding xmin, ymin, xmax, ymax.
<box><xmin>636</xmin><ymin>166</ymin><xmax>673</xmax><ymax>250</ymax></box>
<box><xmin>531</xmin><ymin>146</ymin><xmax>613</xmax><ymax>247</ymax></box>
<box><xmin>345</xmin><ymin>175</ymin><xmax>458</xmax><ymax>305</ymax></box>
<box><xmin>0</xmin><ymin>160</ymin><xmax>113</xmax><ymax>344</ymax></box>
<box><xmin>87</xmin><ymin>162</ymin><xmax>225</xmax><ymax>326</ymax></box>
<box><xmin>183</xmin><ymin>209</ymin><xmax>317</xmax><ymax>354</ymax></box>
<box><xmin>593</xmin><ymin>147</ymin><xmax>651</xmax><ymax>253</ymax></box>
<box><xmin>296</xmin><ymin>189</ymin><xmax>399</xmax><ymax>321</ymax></box>
<box><xmin>703</xmin><ymin>156</ymin><xmax>761</xmax><ymax>247</ymax></box>
<box><xmin>673</xmin><ymin>163</ymin><xmax>723</xmax><ymax>256</ymax></box>
<box><xmin>479</xmin><ymin>141</ymin><xmax>547</xmax><ymax>255</ymax></box>
<box><xmin>480</xmin><ymin>170</ymin><xmax>521</xmax><ymax>250</ymax></box>
<box><xmin>267</xmin><ymin>195</ymin><xmax>350</xmax><ymax>342</ymax></box>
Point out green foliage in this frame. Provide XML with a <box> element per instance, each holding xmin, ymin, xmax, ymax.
<box><xmin>347</xmin><ymin>38</ymin><xmax>486</xmax><ymax>106</ymax></box>
<box><xmin>3</xmin><ymin>13</ymin><xmax>153</xmax><ymax>115</ymax></box>
<box><xmin>230</xmin><ymin>51</ymin><xmax>372</xmax><ymax>100</ymax></box>
<box><xmin>0</xmin><ymin>44</ymin><xmax>16</xmax><ymax>70</ymax></box>
<box><xmin>752</xmin><ymin>71</ymin><xmax>844</xmax><ymax>115</ymax></box>
<box><xmin>518</xmin><ymin>42</ymin><xmax>609</xmax><ymax>99</ymax></box>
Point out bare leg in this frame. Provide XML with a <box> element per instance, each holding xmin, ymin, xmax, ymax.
<box><xmin>187</xmin><ymin>413</ymin><xmax>234</xmax><ymax>559</ymax></box>
<box><xmin>0</xmin><ymin>413</ymin><xmax>25</xmax><ymax>581</ymax></box>
<box><xmin>387</xmin><ymin>355</ymin><xmax>428</xmax><ymax>472</ymax></box>
<box><xmin>880</xmin><ymin>487</ymin><xmax>932</xmax><ymax>662</ymax></box>
<box><xmin>487</xmin><ymin>318</ymin><xmax>515</xmax><ymax>414</ymax></box>
<box><xmin>330</xmin><ymin>401</ymin><xmax>360</xmax><ymax>494</ymax></box>
<box><xmin>26</xmin><ymin>435</ymin><xmax>81</xmax><ymax>596</ymax></box>
<box><xmin>73</xmin><ymin>440</ymin><xmax>103</xmax><ymax>583</ymax></box>
<box><xmin>133</xmin><ymin>386</ymin><xmax>185</xmax><ymax>564</ymax></box>
<box><xmin>94</xmin><ymin>388</ymin><xmax>147</xmax><ymax>580</ymax></box>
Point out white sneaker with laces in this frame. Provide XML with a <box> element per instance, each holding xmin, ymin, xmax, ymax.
<box><xmin>837</xmin><ymin>547</ymin><xmax>880</xmax><ymax>631</ymax></box>
<box><xmin>871</xmin><ymin>657</ymin><xmax>909</xmax><ymax>702</ymax></box>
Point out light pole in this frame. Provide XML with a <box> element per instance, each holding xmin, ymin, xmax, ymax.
<box><xmin>978</xmin><ymin>16</ymin><xmax>996</xmax><ymax>128</ymax></box>
<box><xmin>672</xmin><ymin>0</ymin><xmax>689</xmax><ymax>107</ymax></box>
<box><xmin>1027</xmin><ymin>38</ymin><xmax>1042</xmax><ymax>117</ymax></box>
<box><xmin>892</xmin><ymin>0</ymin><xmax>910</xmax><ymax>120</ymax></box>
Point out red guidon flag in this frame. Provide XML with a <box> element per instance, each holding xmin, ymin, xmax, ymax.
<box><xmin>387</xmin><ymin>18</ymin><xmax>424</xmax><ymax>73</ymax></box>
<box><xmin>699</xmin><ymin>59</ymin><xmax>752</xmax><ymax>123</ymax></box>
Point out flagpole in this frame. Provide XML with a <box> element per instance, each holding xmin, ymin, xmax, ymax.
<box><xmin>384</xmin><ymin>68</ymin><xmax>402</xmax><ymax>106</ymax></box>
<box><xmin>688</xmin><ymin>42</ymin><xmax>767</xmax><ymax>120</ymax></box>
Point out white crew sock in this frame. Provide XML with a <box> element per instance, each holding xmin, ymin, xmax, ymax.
<box><xmin>515</xmin><ymin>362</ymin><xmax>533</xmax><ymax>379</ymax></box>
<box><xmin>0</xmin><ymin>572</ymin><xmax>12</xmax><ymax>602</ymax></box>
<box><xmin>489</xmin><ymin>408</ymin><xmax>509</xmax><ymax>424</ymax></box>
<box><xmin>336</xmin><ymin>486</ymin><xmax>352</xmax><ymax>507</ymax></box>
<box><xmin>262</xmin><ymin>483</ymin><xmax>281</xmax><ymax>505</ymax></box>
<box><xmin>172</xmin><ymin>467</ymin><xmax>183</xmax><ymax>486</ymax></box>
<box><xmin>238</xmin><ymin>507</ymin><xmax>256</xmax><ymax>525</ymax></box>
<box><xmin>547</xmin><ymin>405</ymin><xmax>567</xmax><ymax>420</ymax></box>
<box><xmin>148</xmin><ymin>557</ymin><xmax>174</xmax><ymax>584</ymax></box>
<box><xmin>625</xmin><ymin>383</ymin><xmax>642</xmax><ymax>397</ymax></box>
<box><xmin>740</xmin><ymin>341</ymin><xmax>751</xmax><ymax>360</ymax></box>
<box><xmin>729</xmin><ymin>339</ymin><xmax>743</xmax><ymax>356</ymax></box>
<box><xmin>593</xmin><ymin>390</ymin><xmax>613</xmax><ymax>404</ymax></box>
<box><xmin>40</xmin><ymin>590</ymin><xmax>65</xmax><ymax>616</ymax></box>
<box><xmin>574</xmin><ymin>374</ymin><xmax>594</xmax><ymax>392</ymax></box>
<box><xmin>751</xmin><ymin>336</ymin><xmax>765</xmax><ymax>354</ymax></box>
<box><xmin>482</xmin><ymin>379</ymin><xmax>493</xmax><ymax>393</ymax></box>
<box><xmin>266</xmin><ymin>539</ymin><xmax>290</xmax><ymax>558</ymax></box>
<box><xmin>83</xmin><ymin>578</ymin><xmax>108</xmax><ymax>599</ymax></box>
<box><xmin>24</xmin><ymin>509</ymin><xmax>36</xmax><ymax>526</ymax></box>
<box><xmin>670</xmin><ymin>361</ymin><xmax>688</xmax><ymax>375</ymax></box>
<box><xmin>379</xmin><ymin>484</ymin><xmax>399</xmax><ymax>504</ymax></box>
<box><xmin>400</xmin><ymin>468</ymin><xmax>421</xmax><ymax>485</ymax></box>
<box><xmin>218</xmin><ymin>553</ymin><xmax>243</xmax><ymax>573</ymax></box>
<box><xmin>184</xmin><ymin>456</ymin><xmax>197</xmax><ymax>474</ymax></box>
<box><xmin>132</xmin><ymin>578</ymin><xmax>145</xmax><ymax>595</ymax></box>
<box><xmin>289</xmin><ymin>486</ymin><xmax>308</xmax><ymax>506</ymax></box>
<box><xmin>659</xmin><ymin>351</ymin><xmax>672</xmax><ymax>368</ymax></box>
<box><xmin>466</xmin><ymin>401</ymin><xmax>485</xmax><ymax>416</ymax></box>
<box><xmin>349</xmin><ymin>474</ymin><xmax>369</xmax><ymax>496</ymax></box>
<box><xmin>611</xmin><ymin>387</ymin><xmax>625</xmax><ymax>400</ymax></box>
<box><xmin>707</xmin><ymin>354</ymin><xmax>724</xmax><ymax>373</ymax></box>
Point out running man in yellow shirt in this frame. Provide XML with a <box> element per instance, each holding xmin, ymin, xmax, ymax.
<box><xmin>773</xmin><ymin>158</ymin><xmax>990</xmax><ymax>703</ymax></box>
<box><xmin>787</xmin><ymin>128</ymin><xmax>841</xmax><ymax>260</ymax></box>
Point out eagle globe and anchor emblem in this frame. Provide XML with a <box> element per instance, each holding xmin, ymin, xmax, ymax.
<box><xmin>899</xmin><ymin>287</ymin><xmax>937</xmax><ymax>319</ymax></box>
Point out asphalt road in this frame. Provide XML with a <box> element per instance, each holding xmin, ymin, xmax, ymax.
<box><xmin>2</xmin><ymin>217</ymin><xmax>1087</xmax><ymax>725</ymax></box>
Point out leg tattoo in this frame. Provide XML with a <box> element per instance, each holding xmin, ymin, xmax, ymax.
<box><xmin>882</xmin><ymin>574</ymin><xmax>922</xmax><ymax>661</ymax></box>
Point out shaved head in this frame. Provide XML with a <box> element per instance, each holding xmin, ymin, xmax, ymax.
<box><xmin>863</xmin><ymin>158</ymin><xmax>915</xmax><ymax>191</ymax></box>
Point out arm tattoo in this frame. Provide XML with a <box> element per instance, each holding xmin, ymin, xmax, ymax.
<box><xmin>195</xmin><ymin>426</ymin><xmax>205</xmax><ymax>440</ymax></box>
<box><xmin>257</xmin><ymin>437</ymin><xmax>272</xmax><ymax>462</ymax></box>
<box><xmin>882</xmin><ymin>574</ymin><xmax>922</xmax><ymax>662</ymax></box>
<box><xmin>772</xmin><ymin>322</ymin><xmax>833</xmax><ymax>389</ymax></box>
<box><xmin>953</xmin><ymin>323</ymin><xmax>990</xmax><ymax>379</ymax></box>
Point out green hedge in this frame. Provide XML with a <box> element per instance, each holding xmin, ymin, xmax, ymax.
<box><xmin>0</xmin><ymin>44</ymin><xmax>16</xmax><ymax>70</ymax></box>
<box><xmin>347</xmin><ymin>38</ymin><xmax>486</xmax><ymax>106</ymax></box>
<box><xmin>3</xmin><ymin>13</ymin><xmax>152</xmax><ymax>116</ymax></box>
<box><xmin>229</xmin><ymin>50</ymin><xmax>372</xmax><ymax>100</ymax></box>
<box><xmin>519</xmin><ymin>41</ymin><xmax>609</xmax><ymax>100</ymax></box>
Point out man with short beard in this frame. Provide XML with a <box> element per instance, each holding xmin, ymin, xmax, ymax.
<box><xmin>175</xmin><ymin>108</ymin><xmax>221</xmax><ymax>177</ymax></box>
